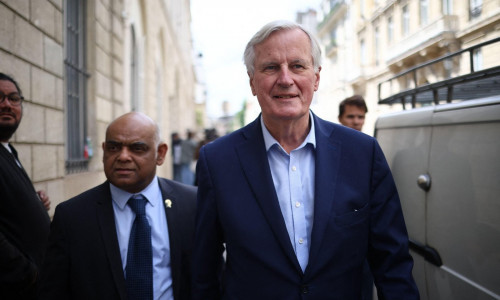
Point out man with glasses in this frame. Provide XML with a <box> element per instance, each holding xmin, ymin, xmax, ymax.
<box><xmin>0</xmin><ymin>72</ymin><xmax>51</xmax><ymax>299</ymax></box>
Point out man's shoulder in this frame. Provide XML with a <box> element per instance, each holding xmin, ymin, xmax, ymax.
<box><xmin>158</xmin><ymin>177</ymin><xmax>197</xmax><ymax>195</ymax></box>
<box><xmin>58</xmin><ymin>182</ymin><xmax>110</xmax><ymax>209</ymax></box>
<box><xmin>157</xmin><ymin>177</ymin><xmax>197</xmax><ymax>210</ymax></box>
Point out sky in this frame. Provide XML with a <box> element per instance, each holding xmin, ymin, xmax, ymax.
<box><xmin>190</xmin><ymin>0</ymin><xmax>321</xmax><ymax>119</ymax></box>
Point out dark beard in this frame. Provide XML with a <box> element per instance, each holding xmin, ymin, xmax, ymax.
<box><xmin>0</xmin><ymin>122</ymin><xmax>19</xmax><ymax>141</ymax></box>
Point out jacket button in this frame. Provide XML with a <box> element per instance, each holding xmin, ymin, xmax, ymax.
<box><xmin>301</xmin><ymin>285</ymin><xmax>308</xmax><ymax>294</ymax></box>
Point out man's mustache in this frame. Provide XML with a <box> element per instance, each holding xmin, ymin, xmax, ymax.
<box><xmin>0</xmin><ymin>108</ymin><xmax>16</xmax><ymax>117</ymax></box>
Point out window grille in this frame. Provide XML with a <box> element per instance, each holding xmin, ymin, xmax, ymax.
<box><xmin>65</xmin><ymin>0</ymin><xmax>88</xmax><ymax>173</ymax></box>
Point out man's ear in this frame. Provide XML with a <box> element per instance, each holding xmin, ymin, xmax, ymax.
<box><xmin>314</xmin><ymin>66</ymin><xmax>321</xmax><ymax>91</ymax></box>
<box><xmin>248</xmin><ymin>72</ymin><xmax>256</xmax><ymax>96</ymax></box>
<box><xmin>156</xmin><ymin>142</ymin><xmax>168</xmax><ymax>166</ymax></box>
<box><xmin>102</xmin><ymin>142</ymin><xmax>106</xmax><ymax>162</ymax></box>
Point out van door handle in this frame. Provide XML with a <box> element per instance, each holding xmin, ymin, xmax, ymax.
<box><xmin>409</xmin><ymin>239</ymin><xmax>442</xmax><ymax>267</ymax></box>
<box><xmin>417</xmin><ymin>174</ymin><xmax>431</xmax><ymax>191</ymax></box>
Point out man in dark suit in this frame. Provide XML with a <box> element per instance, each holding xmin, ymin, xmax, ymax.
<box><xmin>0</xmin><ymin>73</ymin><xmax>51</xmax><ymax>300</ymax></box>
<box><xmin>191</xmin><ymin>20</ymin><xmax>419</xmax><ymax>299</ymax></box>
<box><xmin>39</xmin><ymin>112</ymin><xmax>197</xmax><ymax>300</ymax></box>
<box><xmin>338</xmin><ymin>95</ymin><xmax>373</xmax><ymax>300</ymax></box>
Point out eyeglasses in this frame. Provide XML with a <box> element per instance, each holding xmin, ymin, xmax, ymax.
<box><xmin>0</xmin><ymin>92</ymin><xmax>23</xmax><ymax>106</ymax></box>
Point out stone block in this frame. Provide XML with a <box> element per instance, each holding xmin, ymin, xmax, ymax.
<box><xmin>96</xmin><ymin>96</ymin><xmax>113</xmax><ymax>123</ymax></box>
<box><xmin>113</xmin><ymin>79</ymin><xmax>123</xmax><ymax>102</ymax></box>
<box><xmin>14</xmin><ymin>16</ymin><xmax>43</xmax><ymax>66</ymax></box>
<box><xmin>54</xmin><ymin>8</ymin><xmax>63</xmax><ymax>44</ymax></box>
<box><xmin>112</xmin><ymin>36</ymin><xmax>123</xmax><ymax>59</ymax></box>
<box><xmin>112</xmin><ymin>56</ymin><xmax>123</xmax><ymax>81</ymax></box>
<box><xmin>0</xmin><ymin>52</ymin><xmax>31</xmax><ymax>99</ymax></box>
<box><xmin>96</xmin><ymin>22</ymin><xmax>111</xmax><ymax>53</ymax></box>
<box><xmin>49</xmin><ymin>0</ymin><xmax>63</xmax><ymax>11</ymax></box>
<box><xmin>0</xmin><ymin>5</ymin><xmax>15</xmax><ymax>52</ymax></box>
<box><xmin>32</xmin><ymin>145</ymin><xmax>58</xmax><ymax>181</ymax></box>
<box><xmin>112</xmin><ymin>0</ymin><xmax>124</xmax><ymax>16</ymax></box>
<box><xmin>31</xmin><ymin>0</ymin><xmax>55</xmax><ymax>37</ymax></box>
<box><xmin>31</xmin><ymin>68</ymin><xmax>57</xmax><ymax>107</ymax></box>
<box><xmin>87</xmin><ymin>136</ymin><xmax>103</xmax><ymax>171</ymax></box>
<box><xmin>112</xmin><ymin>14</ymin><xmax>124</xmax><ymax>38</ymax></box>
<box><xmin>96</xmin><ymin>0</ymin><xmax>111</xmax><ymax>31</ymax></box>
<box><xmin>55</xmin><ymin>77</ymin><xmax>64</xmax><ymax>109</ymax></box>
<box><xmin>45</xmin><ymin>109</ymin><xmax>64</xmax><ymax>144</ymax></box>
<box><xmin>113</xmin><ymin>102</ymin><xmax>126</xmax><ymax>119</ymax></box>
<box><xmin>56</xmin><ymin>145</ymin><xmax>65</xmax><ymax>177</ymax></box>
<box><xmin>95</xmin><ymin>71</ymin><xmax>112</xmax><ymax>99</ymax></box>
<box><xmin>2</xmin><ymin>0</ymin><xmax>29</xmax><ymax>19</ymax></box>
<box><xmin>101</xmin><ymin>0</ymin><xmax>111</xmax><ymax>9</ymax></box>
<box><xmin>96</xmin><ymin>47</ymin><xmax>111</xmax><ymax>76</ymax></box>
<box><xmin>44</xmin><ymin>36</ymin><xmax>63</xmax><ymax>76</ymax></box>
<box><xmin>16</xmin><ymin>103</ymin><xmax>45</xmax><ymax>143</ymax></box>
<box><xmin>97</xmin><ymin>120</ymin><xmax>107</xmax><ymax>152</ymax></box>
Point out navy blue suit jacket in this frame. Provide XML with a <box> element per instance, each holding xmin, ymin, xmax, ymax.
<box><xmin>39</xmin><ymin>178</ymin><xmax>197</xmax><ymax>300</ymax></box>
<box><xmin>192</xmin><ymin>113</ymin><xmax>419</xmax><ymax>299</ymax></box>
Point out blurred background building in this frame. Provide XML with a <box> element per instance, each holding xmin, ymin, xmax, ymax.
<box><xmin>0</xmin><ymin>0</ymin><xmax>201</xmax><ymax>215</ymax></box>
<box><xmin>312</xmin><ymin>0</ymin><xmax>500</xmax><ymax>135</ymax></box>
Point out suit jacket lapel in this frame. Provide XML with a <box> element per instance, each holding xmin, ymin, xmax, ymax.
<box><xmin>307</xmin><ymin>116</ymin><xmax>341</xmax><ymax>272</ymax></box>
<box><xmin>235</xmin><ymin>117</ymin><xmax>302</xmax><ymax>273</ymax></box>
<box><xmin>158</xmin><ymin>178</ymin><xmax>182</xmax><ymax>297</ymax></box>
<box><xmin>96</xmin><ymin>183</ymin><xmax>128</xmax><ymax>299</ymax></box>
<box><xmin>3</xmin><ymin>144</ymin><xmax>34</xmax><ymax>187</ymax></box>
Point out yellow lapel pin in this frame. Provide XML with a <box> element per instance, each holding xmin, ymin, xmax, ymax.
<box><xmin>164</xmin><ymin>199</ymin><xmax>172</xmax><ymax>208</ymax></box>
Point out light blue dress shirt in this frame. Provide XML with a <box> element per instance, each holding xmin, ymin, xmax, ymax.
<box><xmin>111</xmin><ymin>176</ymin><xmax>173</xmax><ymax>300</ymax></box>
<box><xmin>261</xmin><ymin>113</ymin><xmax>316</xmax><ymax>272</ymax></box>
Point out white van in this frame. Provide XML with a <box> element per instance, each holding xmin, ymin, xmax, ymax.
<box><xmin>375</xmin><ymin>96</ymin><xmax>500</xmax><ymax>300</ymax></box>
<box><xmin>374</xmin><ymin>38</ymin><xmax>500</xmax><ymax>300</ymax></box>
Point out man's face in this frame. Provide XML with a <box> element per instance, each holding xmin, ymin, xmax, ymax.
<box><xmin>102</xmin><ymin>114</ymin><xmax>167</xmax><ymax>193</ymax></box>
<box><xmin>0</xmin><ymin>80</ymin><xmax>23</xmax><ymax>142</ymax></box>
<box><xmin>249</xmin><ymin>28</ymin><xmax>320</xmax><ymax>123</ymax></box>
<box><xmin>338</xmin><ymin>105</ymin><xmax>366</xmax><ymax>131</ymax></box>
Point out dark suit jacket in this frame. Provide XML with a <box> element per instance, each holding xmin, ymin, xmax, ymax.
<box><xmin>192</xmin><ymin>113</ymin><xmax>419</xmax><ymax>299</ymax></box>
<box><xmin>39</xmin><ymin>178</ymin><xmax>197</xmax><ymax>300</ymax></box>
<box><xmin>0</xmin><ymin>144</ymin><xmax>50</xmax><ymax>300</ymax></box>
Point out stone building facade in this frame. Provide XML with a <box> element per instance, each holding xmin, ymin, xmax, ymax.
<box><xmin>0</xmin><ymin>0</ymin><xmax>198</xmax><ymax>215</ymax></box>
<box><xmin>314</xmin><ymin>0</ymin><xmax>500</xmax><ymax>135</ymax></box>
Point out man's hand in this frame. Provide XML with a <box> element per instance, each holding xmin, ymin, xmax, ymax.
<box><xmin>37</xmin><ymin>190</ymin><xmax>51</xmax><ymax>211</ymax></box>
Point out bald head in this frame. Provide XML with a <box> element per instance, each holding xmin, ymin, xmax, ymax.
<box><xmin>103</xmin><ymin>112</ymin><xmax>167</xmax><ymax>193</ymax></box>
<box><xmin>106</xmin><ymin>112</ymin><xmax>161</xmax><ymax>145</ymax></box>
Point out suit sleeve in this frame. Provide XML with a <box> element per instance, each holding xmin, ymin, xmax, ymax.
<box><xmin>0</xmin><ymin>231</ymin><xmax>38</xmax><ymax>292</ymax></box>
<box><xmin>38</xmin><ymin>204</ymin><xmax>71</xmax><ymax>299</ymax></box>
<box><xmin>0</xmin><ymin>164</ymin><xmax>45</xmax><ymax>296</ymax></box>
<box><xmin>368</xmin><ymin>140</ymin><xmax>420</xmax><ymax>299</ymax></box>
<box><xmin>191</xmin><ymin>147</ymin><xmax>225</xmax><ymax>300</ymax></box>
